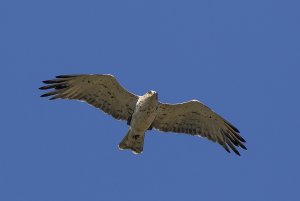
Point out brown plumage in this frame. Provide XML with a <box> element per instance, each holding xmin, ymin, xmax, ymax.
<box><xmin>40</xmin><ymin>74</ymin><xmax>247</xmax><ymax>155</ymax></box>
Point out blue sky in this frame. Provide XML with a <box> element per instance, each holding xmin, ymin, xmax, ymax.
<box><xmin>1</xmin><ymin>0</ymin><xmax>300</xmax><ymax>200</ymax></box>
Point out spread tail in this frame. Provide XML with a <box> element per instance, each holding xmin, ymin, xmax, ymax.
<box><xmin>118</xmin><ymin>129</ymin><xmax>145</xmax><ymax>154</ymax></box>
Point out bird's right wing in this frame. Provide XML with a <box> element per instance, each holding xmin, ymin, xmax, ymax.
<box><xmin>40</xmin><ymin>74</ymin><xmax>139</xmax><ymax>121</ymax></box>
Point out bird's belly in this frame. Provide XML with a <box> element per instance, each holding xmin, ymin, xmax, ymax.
<box><xmin>130</xmin><ymin>107</ymin><xmax>157</xmax><ymax>133</ymax></box>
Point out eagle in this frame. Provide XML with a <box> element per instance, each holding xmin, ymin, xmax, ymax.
<box><xmin>40</xmin><ymin>74</ymin><xmax>247</xmax><ymax>155</ymax></box>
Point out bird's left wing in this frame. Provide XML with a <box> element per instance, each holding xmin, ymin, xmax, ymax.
<box><xmin>152</xmin><ymin>100</ymin><xmax>247</xmax><ymax>155</ymax></box>
<box><xmin>40</xmin><ymin>74</ymin><xmax>139</xmax><ymax>121</ymax></box>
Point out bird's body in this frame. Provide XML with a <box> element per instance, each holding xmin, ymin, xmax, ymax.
<box><xmin>131</xmin><ymin>91</ymin><xmax>159</xmax><ymax>134</ymax></box>
<box><xmin>119</xmin><ymin>91</ymin><xmax>159</xmax><ymax>153</ymax></box>
<box><xmin>40</xmin><ymin>74</ymin><xmax>247</xmax><ymax>155</ymax></box>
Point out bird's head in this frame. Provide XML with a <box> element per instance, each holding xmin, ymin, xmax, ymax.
<box><xmin>147</xmin><ymin>90</ymin><xmax>158</xmax><ymax>100</ymax></box>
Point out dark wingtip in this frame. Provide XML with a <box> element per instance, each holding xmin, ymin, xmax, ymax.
<box><xmin>39</xmin><ymin>85</ymin><xmax>52</xmax><ymax>90</ymax></box>
<box><xmin>229</xmin><ymin>144</ymin><xmax>241</xmax><ymax>156</ymax></box>
<box><xmin>224</xmin><ymin>146</ymin><xmax>231</xmax><ymax>154</ymax></box>
<box><xmin>226</xmin><ymin>122</ymin><xmax>240</xmax><ymax>133</ymax></box>
<box><xmin>42</xmin><ymin>80</ymin><xmax>54</xmax><ymax>84</ymax></box>
<box><xmin>224</xmin><ymin>146</ymin><xmax>241</xmax><ymax>156</ymax></box>
<box><xmin>233</xmin><ymin>149</ymin><xmax>241</xmax><ymax>156</ymax></box>
<box><xmin>239</xmin><ymin>143</ymin><xmax>247</xmax><ymax>150</ymax></box>
<box><xmin>56</xmin><ymin>74</ymin><xmax>78</xmax><ymax>78</ymax></box>
<box><xmin>40</xmin><ymin>90</ymin><xmax>59</xmax><ymax>98</ymax></box>
<box><xmin>42</xmin><ymin>79</ymin><xmax>66</xmax><ymax>84</ymax></box>
<box><xmin>40</xmin><ymin>83</ymin><xmax>68</xmax><ymax>91</ymax></box>
<box><xmin>239</xmin><ymin>136</ymin><xmax>246</xmax><ymax>143</ymax></box>
<box><xmin>40</xmin><ymin>93</ymin><xmax>59</xmax><ymax>100</ymax></box>
<box><xmin>40</xmin><ymin>93</ymin><xmax>50</xmax><ymax>97</ymax></box>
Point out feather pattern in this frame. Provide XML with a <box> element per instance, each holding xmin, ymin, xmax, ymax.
<box><xmin>152</xmin><ymin>100</ymin><xmax>246</xmax><ymax>155</ymax></box>
<box><xmin>40</xmin><ymin>74</ymin><xmax>247</xmax><ymax>155</ymax></box>
<box><xmin>40</xmin><ymin>74</ymin><xmax>139</xmax><ymax>121</ymax></box>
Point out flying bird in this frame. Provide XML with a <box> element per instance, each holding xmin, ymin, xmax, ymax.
<box><xmin>40</xmin><ymin>74</ymin><xmax>247</xmax><ymax>155</ymax></box>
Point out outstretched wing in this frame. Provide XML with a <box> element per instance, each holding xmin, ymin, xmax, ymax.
<box><xmin>40</xmin><ymin>74</ymin><xmax>139</xmax><ymax>121</ymax></box>
<box><xmin>152</xmin><ymin>100</ymin><xmax>246</xmax><ymax>155</ymax></box>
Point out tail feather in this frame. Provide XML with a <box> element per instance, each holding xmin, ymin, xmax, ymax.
<box><xmin>118</xmin><ymin>129</ymin><xmax>145</xmax><ymax>154</ymax></box>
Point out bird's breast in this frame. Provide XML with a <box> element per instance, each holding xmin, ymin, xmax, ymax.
<box><xmin>130</xmin><ymin>95</ymin><xmax>159</xmax><ymax>133</ymax></box>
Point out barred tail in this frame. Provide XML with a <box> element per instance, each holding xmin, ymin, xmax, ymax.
<box><xmin>118</xmin><ymin>129</ymin><xmax>145</xmax><ymax>154</ymax></box>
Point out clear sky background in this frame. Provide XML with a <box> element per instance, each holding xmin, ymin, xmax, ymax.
<box><xmin>1</xmin><ymin>0</ymin><xmax>300</xmax><ymax>201</ymax></box>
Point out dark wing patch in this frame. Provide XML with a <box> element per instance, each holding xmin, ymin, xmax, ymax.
<box><xmin>152</xmin><ymin>101</ymin><xmax>247</xmax><ymax>156</ymax></box>
<box><xmin>40</xmin><ymin>74</ymin><xmax>139</xmax><ymax>121</ymax></box>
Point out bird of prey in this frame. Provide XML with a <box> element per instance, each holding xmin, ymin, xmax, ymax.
<box><xmin>40</xmin><ymin>74</ymin><xmax>247</xmax><ymax>155</ymax></box>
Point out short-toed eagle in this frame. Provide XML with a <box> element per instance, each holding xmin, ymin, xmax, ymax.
<box><xmin>40</xmin><ymin>74</ymin><xmax>247</xmax><ymax>155</ymax></box>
